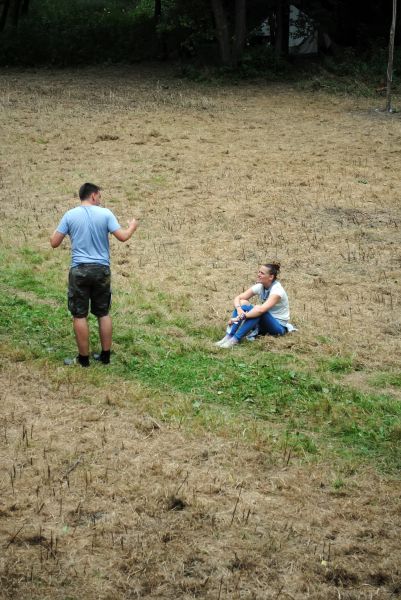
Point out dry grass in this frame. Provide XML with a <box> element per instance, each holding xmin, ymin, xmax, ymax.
<box><xmin>1</xmin><ymin>354</ymin><xmax>400</xmax><ymax>599</ymax></box>
<box><xmin>1</xmin><ymin>66</ymin><xmax>401</xmax><ymax>372</ymax></box>
<box><xmin>1</xmin><ymin>65</ymin><xmax>401</xmax><ymax>598</ymax></box>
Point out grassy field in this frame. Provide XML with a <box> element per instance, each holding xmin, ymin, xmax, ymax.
<box><xmin>0</xmin><ymin>65</ymin><xmax>401</xmax><ymax>599</ymax></box>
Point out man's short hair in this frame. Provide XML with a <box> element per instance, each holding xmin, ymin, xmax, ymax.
<box><xmin>79</xmin><ymin>182</ymin><xmax>101</xmax><ymax>200</ymax></box>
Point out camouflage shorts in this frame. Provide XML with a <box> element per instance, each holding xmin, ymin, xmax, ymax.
<box><xmin>68</xmin><ymin>264</ymin><xmax>111</xmax><ymax>318</ymax></box>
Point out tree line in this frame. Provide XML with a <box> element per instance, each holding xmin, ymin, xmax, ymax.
<box><xmin>0</xmin><ymin>0</ymin><xmax>399</xmax><ymax>69</ymax></box>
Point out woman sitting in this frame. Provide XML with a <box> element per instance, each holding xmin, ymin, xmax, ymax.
<box><xmin>216</xmin><ymin>262</ymin><xmax>290</xmax><ymax>348</ymax></box>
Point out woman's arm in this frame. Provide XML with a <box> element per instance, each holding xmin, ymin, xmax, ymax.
<box><xmin>233</xmin><ymin>287</ymin><xmax>255</xmax><ymax>315</ymax></box>
<box><xmin>241</xmin><ymin>294</ymin><xmax>281</xmax><ymax>320</ymax></box>
<box><xmin>233</xmin><ymin>288</ymin><xmax>255</xmax><ymax>308</ymax></box>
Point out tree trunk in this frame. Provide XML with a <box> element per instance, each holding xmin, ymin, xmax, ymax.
<box><xmin>21</xmin><ymin>0</ymin><xmax>30</xmax><ymax>16</ymax></box>
<box><xmin>154</xmin><ymin>0</ymin><xmax>168</xmax><ymax>59</ymax></box>
<box><xmin>232</xmin><ymin>0</ymin><xmax>246</xmax><ymax>67</ymax></box>
<box><xmin>12</xmin><ymin>0</ymin><xmax>23</xmax><ymax>26</ymax></box>
<box><xmin>0</xmin><ymin>0</ymin><xmax>12</xmax><ymax>31</ymax></box>
<box><xmin>386</xmin><ymin>0</ymin><xmax>397</xmax><ymax>113</ymax></box>
<box><xmin>274</xmin><ymin>0</ymin><xmax>289</xmax><ymax>58</ymax></box>
<box><xmin>210</xmin><ymin>0</ymin><xmax>231</xmax><ymax>67</ymax></box>
<box><xmin>154</xmin><ymin>0</ymin><xmax>161</xmax><ymax>22</ymax></box>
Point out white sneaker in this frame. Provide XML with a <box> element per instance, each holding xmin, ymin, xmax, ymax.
<box><xmin>219</xmin><ymin>337</ymin><xmax>239</xmax><ymax>349</ymax></box>
<box><xmin>215</xmin><ymin>335</ymin><xmax>231</xmax><ymax>347</ymax></box>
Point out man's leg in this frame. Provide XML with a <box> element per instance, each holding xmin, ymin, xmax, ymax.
<box><xmin>66</xmin><ymin>266</ymin><xmax>90</xmax><ymax>366</ymax></box>
<box><xmin>73</xmin><ymin>317</ymin><xmax>90</xmax><ymax>355</ymax></box>
<box><xmin>66</xmin><ymin>316</ymin><xmax>90</xmax><ymax>367</ymax></box>
<box><xmin>98</xmin><ymin>315</ymin><xmax>112</xmax><ymax>351</ymax></box>
<box><xmin>92</xmin><ymin>315</ymin><xmax>112</xmax><ymax>364</ymax></box>
<box><xmin>91</xmin><ymin>266</ymin><xmax>112</xmax><ymax>364</ymax></box>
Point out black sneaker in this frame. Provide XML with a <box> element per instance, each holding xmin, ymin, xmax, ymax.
<box><xmin>64</xmin><ymin>356</ymin><xmax>90</xmax><ymax>367</ymax></box>
<box><xmin>92</xmin><ymin>352</ymin><xmax>110</xmax><ymax>365</ymax></box>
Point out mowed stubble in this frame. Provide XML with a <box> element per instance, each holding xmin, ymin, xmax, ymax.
<box><xmin>0</xmin><ymin>66</ymin><xmax>401</xmax><ymax>600</ymax></box>
<box><xmin>1</xmin><ymin>66</ymin><xmax>400</xmax><ymax>371</ymax></box>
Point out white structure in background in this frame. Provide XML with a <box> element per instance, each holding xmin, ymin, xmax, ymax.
<box><xmin>256</xmin><ymin>5</ymin><xmax>319</xmax><ymax>55</ymax></box>
<box><xmin>289</xmin><ymin>4</ymin><xmax>318</xmax><ymax>55</ymax></box>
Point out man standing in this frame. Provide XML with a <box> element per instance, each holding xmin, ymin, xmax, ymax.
<box><xmin>50</xmin><ymin>183</ymin><xmax>138</xmax><ymax>367</ymax></box>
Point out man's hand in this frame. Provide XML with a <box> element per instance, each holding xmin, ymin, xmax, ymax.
<box><xmin>128</xmin><ymin>218</ymin><xmax>138</xmax><ymax>231</ymax></box>
<box><xmin>112</xmin><ymin>218</ymin><xmax>139</xmax><ymax>242</ymax></box>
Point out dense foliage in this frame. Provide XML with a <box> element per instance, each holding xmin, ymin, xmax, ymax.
<box><xmin>0</xmin><ymin>0</ymin><xmax>157</xmax><ymax>65</ymax></box>
<box><xmin>0</xmin><ymin>0</ymin><xmax>399</xmax><ymax>77</ymax></box>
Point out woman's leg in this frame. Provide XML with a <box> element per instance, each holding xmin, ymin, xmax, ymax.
<box><xmin>259</xmin><ymin>312</ymin><xmax>287</xmax><ymax>336</ymax></box>
<box><xmin>234</xmin><ymin>311</ymin><xmax>286</xmax><ymax>342</ymax></box>
<box><xmin>232</xmin><ymin>312</ymin><xmax>261</xmax><ymax>341</ymax></box>
<box><xmin>229</xmin><ymin>305</ymin><xmax>254</xmax><ymax>337</ymax></box>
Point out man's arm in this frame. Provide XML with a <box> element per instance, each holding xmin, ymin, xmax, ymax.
<box><xmin>50</xmin><ymin>231</ymin><xmax>66</xmax><ymax>248</ymax></box>
<box><xmin>112</xmin><ymin>218</ymin><xmax>138</xmax><ymax>242</ymax></box>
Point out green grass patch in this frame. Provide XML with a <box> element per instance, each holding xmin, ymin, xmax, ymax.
<box><xmin>318</xmin><ymin>355</ymin><xmax>357</xmax><ymax>374</ymax></box>
<box><xmin>0</xmin><ymin>293</ymin><xmax>400</xmax><ymax>473</ymax></box>
<box><xmin>370</xmin><ymin>372</ymin><xmax>401</xmax><ymax>389</ymax></box>
<box><xmin>1</xmin><ymin>249</ymin><xmax>400</xmax><ymax>473</ymax></box>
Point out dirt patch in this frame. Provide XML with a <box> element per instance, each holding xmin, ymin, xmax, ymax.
<box><xmin>0</xmin><ymin>356</ymin><xmax>400</xmax><ymax>599</ymax></box>
<box><xmin>343</xmin><ymin>371</ymin><xmax>401</xmax><ymax>400</ymax></box>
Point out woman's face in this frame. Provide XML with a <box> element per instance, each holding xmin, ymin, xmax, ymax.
<box><xmin>257</xmin><ymin>266</ymin><xmax>274</xmax><ymax>287</ymax></box>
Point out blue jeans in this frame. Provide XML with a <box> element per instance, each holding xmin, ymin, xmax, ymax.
<box><xmin>229</xmin><ymin>305</ymin><xmax>286</xmax><ymax>341</ymax></box>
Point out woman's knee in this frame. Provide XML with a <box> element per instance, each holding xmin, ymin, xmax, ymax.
<box><xmin>241</xmin><ymin>304</ymin><xmax>253</xmax><ymax>312</ymax></box>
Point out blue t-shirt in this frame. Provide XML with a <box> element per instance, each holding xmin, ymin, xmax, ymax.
<box><xmin>57</xmin><ymin>205</ymin><xmax>121</xmax><ymax>267</ymax></box>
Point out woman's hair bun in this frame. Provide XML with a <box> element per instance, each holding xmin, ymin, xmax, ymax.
<box><xmin>263</xmin><ymin>262</ymin><xmax>281</xmax><ymax>277</ymax></box>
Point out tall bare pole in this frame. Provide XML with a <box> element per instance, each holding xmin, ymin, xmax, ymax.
<box><xmin>386</xmin><ymin>0</ymin><xmax>398</xmax><ymax>113</ymax></box>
